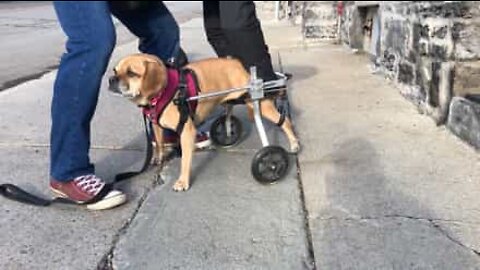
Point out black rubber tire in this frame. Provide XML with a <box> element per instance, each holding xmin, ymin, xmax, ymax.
<box><xmin>210</xmin><ymin>115</ymin><xmax>243</xmax><ymax>148</ymax></box>
<box><xmin>251</xmin><ymin>146</ymin><xmax>289</xmax><ymax>184</ymax></box>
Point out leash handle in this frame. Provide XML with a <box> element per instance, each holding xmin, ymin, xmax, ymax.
<box><xmin>0</xmin><ymin>184</ymin><xmax>52</xmax><ymax>206</ymax></box>
<box><xmin>0</xmin><ymin>115</ymin><xmax>153</xmax><ymax>207</ymax></box>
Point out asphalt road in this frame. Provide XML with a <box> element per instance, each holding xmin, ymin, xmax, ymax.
<box><xmin>0</xmin><ymin>1</ymin><xmax>202</xmax><ymax>91</ymax></box>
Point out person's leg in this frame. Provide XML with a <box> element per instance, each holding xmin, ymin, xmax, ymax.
<box><xmin>219</xmin><ymin>1</ymin><xmax>277</xmax><ymax>81</ymax></box>
<box><xmin>203</xmin><ymin>1</ymin><xmax>231</xmax><ymax>57</ymax></box>
<box><xmin>110</xmin><ymin>2</ymin><xmax>182</xmax><ymax>64</ymax></box>
<box><xmin>50</xmin><ymin>1</ymin><xmax>126</xmax><ymax>209</ymax></box>
<box><xmin>51</xmin><ymin>1</ymin><xmax>116</xmax><ymax>181</ymax></box>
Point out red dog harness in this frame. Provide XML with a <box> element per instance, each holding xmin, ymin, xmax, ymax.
<box><xmin>142</xmin><ymin>68</ymin><xmax>199</xmax><ymax>129</ymax></box>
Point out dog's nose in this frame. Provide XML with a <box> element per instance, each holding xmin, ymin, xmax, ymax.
<box><xmin>109</xmin><ymin>76</ymin><xmax>118</xmax><ymax>86</ymax></box>
<box><xmin>108</xmin><ymin>76</ymin><xmax>121</xmax><ymax>94</ymax></box>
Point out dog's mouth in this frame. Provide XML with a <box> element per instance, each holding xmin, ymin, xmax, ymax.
<box><xmin>119</xmin><ymin>89</ymin><xmax>138</xmax><ymax>99</ymax></box>
<box><xmin>108</xmin><ymin>76</ymin><xmax>140</xmax><ymax>99</ymax></box>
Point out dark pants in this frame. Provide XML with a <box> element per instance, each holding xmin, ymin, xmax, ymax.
<box><xmin>203</xmin><ymin>1</ymin><xmax>277</xmax><ymax>81</ymax></box>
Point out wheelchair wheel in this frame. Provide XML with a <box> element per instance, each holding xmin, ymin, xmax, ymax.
<box><xmin>210</xmin><ymin>115</ymin><xmax>243</xmax><ymax>148</ymax></box>
<box><xmin>251</xmin><ymin>146</ymin><xmax>289</xmax><ymax>184</ymax></box>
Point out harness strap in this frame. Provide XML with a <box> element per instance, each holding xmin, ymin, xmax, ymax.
<box><xmin>276</xmin><ymin>113</ymin><xmax>286</xmax><ymax>127</ymax></box>
<box><xmin>174</xmin><ymin>69</ymin><xmax>196</xmax><ymax>134</ymax></box>
<box><xmin>276</xmin><ymin>94</ymin><xmax>290</xmax><ymax>127</ymax></box>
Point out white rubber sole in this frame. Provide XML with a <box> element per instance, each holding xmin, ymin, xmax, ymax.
<box><xmin>86</xmin><ymin>191</ymin><xmax>127</xmax><ymax>210</ymax></box>
<box><xmin>195</xmin><ymin>139</ymin><xmax>212</xmax><ymax>149</ymax></box>
<box><xmin>51</xmin><ymin>189</ymin><xmax>127</xmax><ymax>210</ymax></box>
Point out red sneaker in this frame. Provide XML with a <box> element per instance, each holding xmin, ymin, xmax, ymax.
<box><xmin>50</xmin><ymin>175</ymin><xmax>127</xmax><ymax>210</ymax></box>
<box><xmin>194</xmin><ymin>131</ymin><xmax>212</xmax><ymax>149</ymax></box>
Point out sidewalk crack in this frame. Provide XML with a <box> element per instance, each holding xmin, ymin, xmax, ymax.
<box><xmin>97</xmin><ymin>174</ymin><xmax>164</xmax><ymax>270</ymax></box>
<box><xmin>295</xmin><ymin>157</ymin><xmax>317</xmax><ymax>270</ymax></box>
<box><xmin>429</xmin><ymin>220</ymin><xmax>480</xmax><ymax>257</ymax></box>
<box><xmin>316</xmin><ymin>214</ymin><xmax>480</xmax><ymax>226</ymax></box>
<box><xmin>316</xmin><ymin>215</ymin><xmax>480</xmax><ymax>258</ymax></box>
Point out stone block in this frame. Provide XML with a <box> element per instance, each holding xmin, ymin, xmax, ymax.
<box><xmin>419</xmin><ymin>40</ymin><xmax>429</xmax><ymax>56</ymax></box>
<box><xmin>430</xmin><ymin>44</ymin><xmax>449</xmax><ymax>61</ymax></box>
<box><xmin>453</xmin><ymin>21</ymin><xmax>480</xmax><ymax>60</ymax></box>
<box><xmin>453</xmin><ymin>61</ymin><xmax>480</xmax><ymax>97</ymax></box>
<box><xmin>448</xmin><ymin>97</ymin><xmax>480</xmax><ymax>149</ymax></box>
<box><xmin>419</xmin><ymin>24</ymin><xmax>430</xmax><ymax>38</ymax></box>
<box><xmin>302</xmin><ymin>1</ymin><xmax>338</xmax><ymax>40</ymax></box>
<box><xmin>398</xmin><ymin>61</ymin><xmax>415</xmax><ymax>85</ymax></box>
<box><xmin>416</xmin><ymin>60</ymin><xmax>455</xmax><ymax>124</ymax></box>
<box><xmin>382</xmin><ymin>19</ymin><xmax>409</xmax><ymax>58</ymax></box>
<box><xmin>417</xmin><ymin>1</ymin><xmax>470</xmax><ymax>18</ymax></box>
<box><xmin>432</xmin><ymin>25</ymin><xmax>448</xmax><ymax>39</ymax></box>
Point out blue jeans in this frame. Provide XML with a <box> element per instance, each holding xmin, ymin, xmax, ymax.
<box><xmin>51</xmin><ymin>1</ymin><xmax>179</xmax><ymax>181</ymax></box>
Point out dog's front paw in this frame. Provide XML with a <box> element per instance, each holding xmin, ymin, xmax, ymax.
<box><xmin>173</xmin><ymin>179</ymin><xmax>190</xmax><ymax>192</ymax></box>
<box><xmin>290</xmin><ymin>141</ymin><xmax>301</xmax><ymax>154</ymax></box>
<box><xmin>151</xmin><ymin>156</ymin><xmax>163</xmax><ymax>166</ymax></box>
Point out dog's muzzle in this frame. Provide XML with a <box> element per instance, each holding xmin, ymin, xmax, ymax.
<box><xmin>108</xmin><ymin>76</ymin><xmax>122</xmax><ymax>94</ymax></box>
<box><xmin>108</xmin><ymin>76</ymin><xmax>138</xmax><ymax>99</ymax></box>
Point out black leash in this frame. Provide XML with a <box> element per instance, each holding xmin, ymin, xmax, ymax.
<box><xmin>114</xmin><ymin>115</ymin><xmax>154</xmax><ymax>181</ymax></box>
<box><xmin>0</xmin><ymin>115</ymin><xmax>154</xmax><ymax>207</ymax></box>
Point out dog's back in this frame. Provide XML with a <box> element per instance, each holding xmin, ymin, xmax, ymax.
<box><xmin>186</xmin><ymin>58</ymin><xmax>250</xmax><ymax>95</ymax></box>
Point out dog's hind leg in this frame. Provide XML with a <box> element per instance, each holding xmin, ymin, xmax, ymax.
<box><xmin>247</xmin><ymin>99</ymin><xmax>300</xmax><ymax>153</ymax></box>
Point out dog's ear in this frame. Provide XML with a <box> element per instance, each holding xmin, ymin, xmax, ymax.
<box><xmin>142</xmin><ymin>60</ymin><xmax>168</xmax><ymax>94</ymax></box>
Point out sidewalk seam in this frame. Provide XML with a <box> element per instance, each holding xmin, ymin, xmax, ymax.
<box><xmin>315</xmin><ymin>215</ymin><xmax>480</xmax><ymax>258</ymax></box>
<box><xmin>315</xmin><ymin>215</ymin><xmax>480</xmax><ymax>226</ymax></box>
<box><xmin>97</xmin><ymin>174</ymin><xmax>165</xmax><ymax>270</ymax></box>
<box><xmin>0</xmin><ymin>142</ymin><xmax>144</xmax><ymax>151</ymax></box>
<box><xmin>295</xmin><ymin>156</ymin><xmax>317</xmax><ymax>270</ymax></box>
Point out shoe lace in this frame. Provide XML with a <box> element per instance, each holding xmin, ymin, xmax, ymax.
<box><xmin>73</xmin><ymin>174</ymin><xmax>105</xmax><ymax>195</ymax></box>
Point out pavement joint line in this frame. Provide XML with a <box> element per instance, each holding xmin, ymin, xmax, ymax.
<box><xmin>295</xmin><ymin>154</ymin><xmax>317</xmax><ymax>270</ymax></box>
<box><xmin>315</xmin><ymin>215</ymin><xmax>480</xmax><ymax>257</ymax></box>
<box><xmin>0</xmin><ymin>143</ymin><xmax>295</xmax><ymax>155</ymax></box>
<box><xmin>430</xmin><ymin>220</ymin><xmax>480</xmax><ymax>257</ymax></box>
<box><xmin>0</xmin><ymin>142</ymin><xmax>144</xmax><ymax>151</ymax></box>
<box><xmin>314</xmin><ymin>215</ymin><xmax>480</xmax><ymax>226</ymax></box>
<box><xmin>97</xmin><ymin>173</ymin><xmax>166</xmax><ymax>270</ymax></box>
<box><xmin>284</xmin><ymin>90</ymin><xmax>316</xmax><ymax>269</ymax></box>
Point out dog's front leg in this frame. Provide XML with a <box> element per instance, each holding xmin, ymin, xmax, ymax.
<box><xmin>173</xmin><ymin>119</ymin><xmax>196</xmax><ymax>191</ymax></box>
<box><xmin>152</xmin><ymin>123</ymin><xmax>164</xmax><ymax>165</ymax></box>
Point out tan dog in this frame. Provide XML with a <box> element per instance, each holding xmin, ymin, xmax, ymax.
<box><xmin>109</xmin><ymin>53</ymin><xmax>299</xmax><ymax>191</ymax></box>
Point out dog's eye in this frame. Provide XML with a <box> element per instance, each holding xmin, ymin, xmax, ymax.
<box><xmin>127</xmin><ymin>69</ymin><xmax>140</xmax><ymax>78</ymax></box>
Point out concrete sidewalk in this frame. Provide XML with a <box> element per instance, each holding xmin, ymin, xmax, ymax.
<box><xmin>275</xmin><ymin>27</ymin><xmax>480</xmax><ymax>270</ymax></box>
<box><xmin>1</xmin><ymin>10</ymin><xmax>479</xmax><ymax>270</ymax></box>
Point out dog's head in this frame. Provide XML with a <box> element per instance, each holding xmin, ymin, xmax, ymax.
<box><xmin>109</xmin><ymin>54</ymin><xmax>168</xmax><ymax>106</ymax></box>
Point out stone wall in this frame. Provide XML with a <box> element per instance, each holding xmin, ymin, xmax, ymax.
<box><xmin>255</xmin><ymin>1</ymin><xmax>339</xmax><ymax>39</ymax></box>
<box><xmin>302</xmin><ymin>1</ymin><xmax>338</xmax><ymax>39</ymax></box>
<box><xmin>376</xmin><ymin>2</ymin><xmax>480</xmax><ymax>124</ymax></box>
<box><xmin>258</xmin><ymin>1</ymin><xmax>480</xmax><ymax>150</ymax></box>
<box><xmin>376</xmin><ymin>1</ymin><xmax>480</xmax><ymax>148</ymax></box>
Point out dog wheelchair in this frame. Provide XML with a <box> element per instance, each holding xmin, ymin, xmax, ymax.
<box><xmin>0</xmin><ymin>67</ymin><xmax>293</xmax><ymax>208</ymax></box>
<box><xmin>186</xmin><ymin>66</ymin><xmax>292</xmax><ymax>184</ymax></box>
